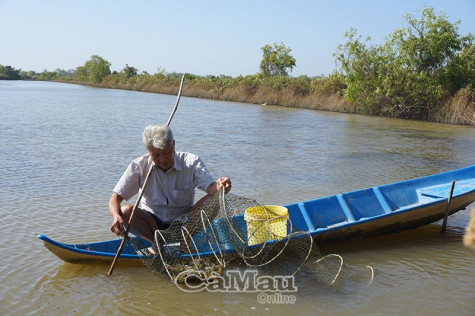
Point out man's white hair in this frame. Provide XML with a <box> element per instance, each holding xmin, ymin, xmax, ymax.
<box><xmin>142</xmin><ymin>125</ymin><xmax>174</xmax><ymax>149</ymax></box>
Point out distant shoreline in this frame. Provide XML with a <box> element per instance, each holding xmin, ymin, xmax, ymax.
<box><xmin>53</xmin><ymin>77</ymin><xmax>475</xmax><ymax>126</ymax></box>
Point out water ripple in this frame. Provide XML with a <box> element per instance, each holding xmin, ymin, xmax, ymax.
<box><xmin>1</xmin><ymin>81</ymin><xmax>474</xmax><ymax>315</ymax></box>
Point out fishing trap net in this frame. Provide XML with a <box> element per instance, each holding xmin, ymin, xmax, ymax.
<box><xmin>127</xmin><ymin>188</ymin><xmax>374</xmax><ymax>288</ymax></box>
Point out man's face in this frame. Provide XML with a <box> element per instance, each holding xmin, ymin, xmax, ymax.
<box><xmin>148</xmin><ymin>140</ymin><xmax>175</xmax><ymax>172</ymax></box>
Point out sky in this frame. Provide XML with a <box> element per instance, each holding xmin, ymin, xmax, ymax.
<box><xmin>0</xmin><ymin>0</ymin><xmax>474</xmax><ymax>77</ymax></box>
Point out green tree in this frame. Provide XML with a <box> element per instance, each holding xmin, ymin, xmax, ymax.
<box><xmin>390</xmin><ymin>8</ymin><xmax>472</xmax><ymax>76</ymax></box>
<box><xmin>123</xmin><ymin>64</ymin><xmax>138</xmax><ymax>78</ymax></box>
<box><xmin>259</xmin><ymin>42</ymin><xmax>296</xmax><ymax>76</ymax></box>
<box><xmin>383</xmin><ymin>7</ymin><xmax>473</xmax><ymax>117</ymax></box>
<box><xmin>0</xmin><ymin>65</ymin><xmax>21</xmax><ymax>80</ymax></box>
<box><xmin>76</xmin><ymin>55</ymin><xmax>111</xmax><ymax>83</ymax></box>
<box><xmin>38</xmin><ymin>69</ymin><xmax>58</xmax><ymax>81</ymax></box>
<box><xmin>335</xmin><ymin>7</ymin><xmax>474</xmax><ymax>118</ymax></box>
<box><xmin>334</xmin><ymin>28</ymin><xmax>387</xmax><ymax>111</ymax></box>
<box><xmin>441</xmin><ymin>43</ymin><xmax>475</xmax><ymax>94</ymax></box>
<box><xmin>19</xmin><ymin>70</ymin><xmax>38</xmax><ymax>79</ymax></box>
<box><xmin>55</xmin><ymin>68</ymin><xmax>76</xmax><ymax>77</ymax></box>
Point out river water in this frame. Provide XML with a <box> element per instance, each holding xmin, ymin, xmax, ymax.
<box><xmin>1</xmin><ymin>81</ymin><xmax>474</xmax><ymax>315</ymax></box>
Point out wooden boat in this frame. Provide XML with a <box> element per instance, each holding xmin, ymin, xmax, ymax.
<box><xmin>38</xmin><ymin>165</ymin><xmax>475</xmax><ymax>265</ymax></box>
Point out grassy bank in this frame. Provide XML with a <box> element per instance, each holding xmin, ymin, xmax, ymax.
<box><xmin>56</xmin><ymin>74</ymin><xmax>474</xmax><ymax>126</ymax></box>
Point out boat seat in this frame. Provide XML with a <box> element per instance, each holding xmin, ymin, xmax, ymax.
<box><xmin>417</xmin><ymin>179</ymin><xmax>473</xmax><ymax>203</ymax></box>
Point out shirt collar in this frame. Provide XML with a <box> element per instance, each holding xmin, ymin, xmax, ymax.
<box><xmin>146</xmin><ymin>152</ymin><xmax>182</xmax><ymax>173</ymax></box>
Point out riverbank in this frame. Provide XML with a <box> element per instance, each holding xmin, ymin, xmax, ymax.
<box><xmin>55</xmin><ymin>75</ymin><xmax>475</xmax><ymax>126</ymax></box>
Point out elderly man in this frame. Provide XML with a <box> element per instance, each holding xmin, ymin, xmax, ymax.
<box><xmin>109</xmin><ymin>125</ymin><xmax>231</xmax><ymax>247</ymax></box>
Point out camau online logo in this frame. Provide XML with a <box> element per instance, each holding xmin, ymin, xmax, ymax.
<box><xmin>175</xmin><ymin>269</ymin><xmax>298</xmax><ymax>304</ymax></box>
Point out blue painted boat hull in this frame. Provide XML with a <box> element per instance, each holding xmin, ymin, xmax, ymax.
<box><xmin>287</xmin><ymin>165</ymin><xmax>475</xmax><ymax>243</ymax></box>
<box><xmin>38</xmin><ymin>165</ymin><xmax>475</xmax><ymax>264</ymax></box>
<box><xmin>37</xmin><ymin>234</ymin><xmax>150</xmax><ymax>265</ymax></box>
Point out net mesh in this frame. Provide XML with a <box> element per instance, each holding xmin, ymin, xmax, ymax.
<box><xmin>127</xmin><ymin>189</ymin><xmax>374</xmax><ymax>287</ymax></box>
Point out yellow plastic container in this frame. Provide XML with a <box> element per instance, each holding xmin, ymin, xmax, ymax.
<box><xmin>244</xmin><ymin>205</ymin><xmax>289</xmax><ymax>245</ymax></box>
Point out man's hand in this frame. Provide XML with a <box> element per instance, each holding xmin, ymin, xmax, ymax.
<box><xmin>194</xmin><ymin>177</ymin><xmax>233</xmax><ymax>213</ymax></box>
<box><xmin>110</xmin><ymin>214</ymin><xmax>126</xmax><ymax>236</ymax></box>
<box><xmin>216</xmin><ymin>176</ymin><xmax>232</xmax><ymax>193</ymax></box>
<box><xmin>109</xmin><ymin>192</ymin><xmax>126</xmax><ymax>236</ymax></box>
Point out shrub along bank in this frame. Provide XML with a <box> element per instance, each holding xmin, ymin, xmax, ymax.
<box><xmin>56</xmin><ymin>72</ymin><xmax>474</xmax><ymax>126</ymax></box>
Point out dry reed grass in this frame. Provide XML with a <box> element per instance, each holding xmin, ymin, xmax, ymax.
<box><xmin>54</xmin><ymin>78</ymin><xmax>474</xmax><ymax>126</ymax></box>
<box><xmin>432</xmin><ymin>87</ymin><xmax>475</xmax><ymax>125</ymax></box>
